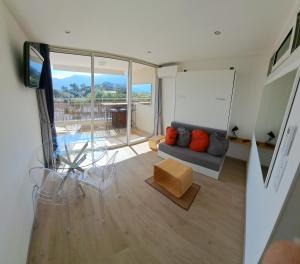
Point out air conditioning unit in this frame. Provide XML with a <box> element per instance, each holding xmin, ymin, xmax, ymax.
<box><xmin>157</xmin><ymin>65</ymin><xmax>178</xmax><ymax>78</ymax></box>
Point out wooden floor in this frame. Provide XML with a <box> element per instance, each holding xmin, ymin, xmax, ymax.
<box><xmin>27</xmin><ymin>151</ymin><xmax>246</xmax><ymax>264</ymax></box>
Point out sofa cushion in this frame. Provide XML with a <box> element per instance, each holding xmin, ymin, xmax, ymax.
<box><xmin>171</xmin><ymin>121</ymin><xmax>227</xmax><ymax>137</ymax></box>
<box><xmin>189</xmin><ymin>129</ymin><xmax>209</xmax><ymax>152</ymax></box>
<box><xmin>165</xmin><ymin>127</ymin><xmax>177</xmax><ymax>145</ymax></box>
<box><xmin>207</xmin><ymin>132</ymin><xmax>229</xmax><ymax>157</ymax></box>
<box><xmin>176</xmin><ymin>127</ymin><xmax>191</xmax><ymax>147</ymax></box>
<box><xmin>159</xmin><ymin>142</ymin><xmax>224</xmax><ymax>171</ymax></box>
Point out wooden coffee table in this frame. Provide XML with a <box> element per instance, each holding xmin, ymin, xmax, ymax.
<box><xmin>154</xmin><ymin>159</ymin><xmax>193</xmax><ymax>198</ymax></box>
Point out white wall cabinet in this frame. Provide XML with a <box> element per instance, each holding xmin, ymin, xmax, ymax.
<box><xmin>175</xmin><ymin>70</ymin><xmax>235</xmax><ymax>131</ymax></box>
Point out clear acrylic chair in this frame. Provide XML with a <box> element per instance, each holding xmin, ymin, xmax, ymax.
<box><xmin>29</xmin><ymin>167</ymin><xmax>66</xmax><ymax>228</ymax></box>
<box><xmin>78</xmin><ymin>151</ymin><xmax>119</xmax><ymax>223</ymax></box>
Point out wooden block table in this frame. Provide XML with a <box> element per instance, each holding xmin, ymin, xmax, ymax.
<box><xmin>154</xmin><ymin>159</ymin><xmax>193</xmax><ymax>198</ymax></box>
<box><xmin>148</xmin><ymin>135</ymin><xmax>165</xmax><ymax>151</ymax></box>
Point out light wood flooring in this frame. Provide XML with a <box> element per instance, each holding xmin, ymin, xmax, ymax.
<box><xmin>27</xmin><ymin>150</ymin><xmax>246</xmax><ymax>264</ymax></box>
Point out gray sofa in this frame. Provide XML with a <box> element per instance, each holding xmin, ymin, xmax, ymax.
<box><xmin>157</xmin><ymin>121</ymin><xmax>228</xmax><ymax>179</ymax></box>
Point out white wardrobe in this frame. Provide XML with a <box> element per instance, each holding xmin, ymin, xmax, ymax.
<box><xmin>159</xmin><ymin>67</ymin><xmax>236</xmax><ymax>132</ymax></box>
<box><xmin>175</xmin><ymin>70</ymin><xmax>235</xmax><ymax>131</ymax></box>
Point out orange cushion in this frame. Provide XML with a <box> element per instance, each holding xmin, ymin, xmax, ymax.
<box><xmin>189</xmin><ymin>129</ymin><xmax>209</xmax><ymax>152</ymax></box>
<box><xmin>165</xmin><ymin>127</ymin><xmax>177</xmax><ymax>145</ymax></box>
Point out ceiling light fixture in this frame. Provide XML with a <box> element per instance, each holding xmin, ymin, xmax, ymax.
<box><xmin>65</xmin><ymin>30</ymin><xmax>71</xmax><ymax>34</ymax></box>
<box><xmin>214</xmin><ymin>30</ymin><xmax>221</xmax><ymax>36</ymax></box>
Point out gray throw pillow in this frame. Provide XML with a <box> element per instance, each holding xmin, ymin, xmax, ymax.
<box><xmin>176</xmin><ymin>127</ymin><xmax>191</xmax><ymax>147</ymax></box>
<box><xmin>207</xmin><ymin>132</ymin><xmax>229</xmax><ymax>157</ymax></box>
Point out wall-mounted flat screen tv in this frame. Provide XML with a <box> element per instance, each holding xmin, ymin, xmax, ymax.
<box><xmin>24</xmin><ymin>42</ymin><xmax>44</xmax><ymax>88</ymax></box>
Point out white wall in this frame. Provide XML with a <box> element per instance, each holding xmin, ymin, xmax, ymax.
<box><xmin>0</xmin><ymin>1</ymin><xmax>41</xmax><ymax>263</ymax></box>
<box><xmin>132</xmin><ymin>64</ymin><xmax>156</xmax><ymax>135</ymax></box>
<box><xmin>245</xmin><ymin>68</ymin><xmax>300</xmax><ymax>263</ymax></box>
<box><xmin>271</xmin><ymin>163</ymin><xmax>300</xmax><ymax>242</ymax></box>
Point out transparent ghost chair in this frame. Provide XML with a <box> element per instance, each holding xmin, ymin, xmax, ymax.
<box><xmin>29</xmin><ymin>167</ymin><xmax>66</xmax><ymax>228</ymax></box>
<box><xmin>78</xmin><ymin>151</ymin><xmax>119</xmax><ymax>223</ymax></box>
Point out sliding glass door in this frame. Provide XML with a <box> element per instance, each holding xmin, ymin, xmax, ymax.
<box><xmin>50</xmin><ymin>52</ymin><xmax>92</xmax><ymax>149</ymax></box>
<box><xmin>130</xmin><ymin>62</ymin><xmax>156</xmax><ymax>144</ymax></box>
<box><xmin>51</xmin><ymin>51</ymin><xmax>155</xmax><ymax>149</ymax></box>
<box><xmin>93</xmin><ymin>56</ymin><xmax>129</xmax><ymax>148</ymax></box>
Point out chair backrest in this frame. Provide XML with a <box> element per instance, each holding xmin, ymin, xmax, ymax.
<box><xmin>99</xmin><ymin>151</ymin><xmax>118</xmax><ymax>192</ymax></box>
<box><xmin>29</xmin><ymin>167</ymin><xmax>64</xmax><ymax>198</ymax></box>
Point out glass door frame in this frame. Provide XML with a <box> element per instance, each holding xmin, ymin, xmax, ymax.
<box><xmin>126</xmin><ymin>60</ymin><xmax>132</xmax><ymax>146</ymax></box>
<box><xmin>50</xmin><ymin>46</ymin><xmax>158</xmax><ymax>149</ymax></box>
<box><xmin>92</xmin><ymin>53</ymin><xmax>130</xmax><ymax>149</ymax></box>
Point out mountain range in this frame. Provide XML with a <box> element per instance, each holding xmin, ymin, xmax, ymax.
<box><xmin>52</xmin><ymin>74</ymin><xmax>151</xmax><ymax>94</ymax></box>
<box><xmin>52</xmin><ymin>74</ymin><xmax>126</xmax><ymax>90</ymax></box>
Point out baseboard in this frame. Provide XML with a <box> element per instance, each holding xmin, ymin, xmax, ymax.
<box><xmin>157</xmin><ymin>150</ymin><xmax>220</xmax><ymax>180</ymax></box>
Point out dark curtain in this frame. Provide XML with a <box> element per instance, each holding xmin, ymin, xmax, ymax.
<box><xmin>39</xmin><ymin>45</ymin><xmax>54</xmax><ymax>125</ymax></box>
<box><xmin>36</xmin><ymin>90</ymin><xmax>54</xmax><ymax>168</ymax></box>
<box><xmin>31</xmin><ymin>42</ymin><xmax>57</xmax><ymax>168</ymax></box>
<box><xmin>38</xmin><ymin>43</ymin><xmax>57</xmax><ymax>149</ymax></box>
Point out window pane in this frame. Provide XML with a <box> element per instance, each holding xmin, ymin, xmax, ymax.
<box><xmin>50</xmin><ymin>52</ymin><xmax>92</xmax><ymax>149</ymax></box>
<box><xmin>93</xmin><ymin>56</ymin><xmax>129</xmax><ymax>147</ymax></box>
<box><xmin>130</xmin><ymin>62</ymin><xmax>156</xmax><ymax>143</ymax></box>
<box><xmin>132</xmin><ymin>84</ymin><xmax>152</xmax><ymax>103</ymax></box>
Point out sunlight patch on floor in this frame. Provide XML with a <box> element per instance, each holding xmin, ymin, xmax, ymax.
<box><xmin>131</xmin><ymin>141</ymin><xmax>152</xmax><ymax>155</ymax></box>
<box><xmin>95</xmin><ymin>141</ymin><xmax>152</xmax><ymax>166</ymax></box>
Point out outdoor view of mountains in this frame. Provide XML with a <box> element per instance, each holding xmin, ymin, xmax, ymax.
<box><xmin>52</xmin><ymin>73</ymin><xmax>151</xmax><ymax>102</ymax></box>
<box><xmin>52</xmin><ymin>74</ymin><xmax>126</xmax><ymax>90</ymax></box>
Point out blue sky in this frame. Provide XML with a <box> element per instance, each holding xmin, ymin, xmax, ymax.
<box><xmin>132</xmin><ymin>84</ymin><xmax>151</xmax><ymax>94</ymax></box>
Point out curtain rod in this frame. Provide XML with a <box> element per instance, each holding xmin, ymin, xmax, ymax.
<box><xmin>49</xmin><ymin>45</ymin><xmax>159</xmax><ymax>68</ymax></box>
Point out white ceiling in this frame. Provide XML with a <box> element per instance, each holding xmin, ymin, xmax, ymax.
<box><xmin>50</xmin><ymin>52</ymin><xmax>147</xmax><ymax>74</ymax></box>
<box><xmin>4</xmin><ymin>0</ymin><xmax>297</xmax><ymax>65</ymax></box>
<box><xmin>50</xmin><ymin>52</ymin><xmax>129</xmax><ymax>74</ymax></box>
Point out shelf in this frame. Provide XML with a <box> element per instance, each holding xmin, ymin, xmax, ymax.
<box><xmin>229</xmin><ymin>137</ymin><xmax>275</xmax><ymax>150</ymax></box>
<box><xmin>229</xmin><ymin>137</ymin><xmax>251</xmax><ymax>145</ymax></box>
<box><xmin>256</xmin><ymin>141</ymin><xmax>275</xmax><ymax>150</ymax></box>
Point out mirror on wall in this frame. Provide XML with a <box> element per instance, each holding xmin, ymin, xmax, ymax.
<box><xmin>255</xmin><ymin>69</ymin><xmax>297</xmax><ymax>184</ymax></box>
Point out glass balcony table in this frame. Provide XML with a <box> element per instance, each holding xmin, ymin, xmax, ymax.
<box><xmin>36</xmin><ymin>135</ymin><xmax>107</xmax><ymax>195</ymax></box>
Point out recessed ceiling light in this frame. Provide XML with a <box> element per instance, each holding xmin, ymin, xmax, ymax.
<box><xmin>147</xmin><ymin>51</ymin><xmax>152</xmax><ymax>54</ymax></box>
<box><xmin>214</xmin><ymin>30</ymin><xmax>221</xmax><ymax>36</ymax></box>
<box><xmin>65</xmin><ymin>30</ymin><xmax>71</xmax><ymax>34</ymax></box>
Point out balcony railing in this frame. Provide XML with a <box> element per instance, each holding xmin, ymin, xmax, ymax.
<box><xmin>54</xmin><ymin>96</ymin><xmax>152</xmax><ymax>123</ymax></box>
<box><xmin>54</xmin><ymin>99</ymin><xmax>125</xmax><ymax>121</ymax></box>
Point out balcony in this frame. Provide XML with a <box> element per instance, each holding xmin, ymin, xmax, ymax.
<box><xmin>54</xmin><ymin>99</ymin><xmax>153</xmax><ymax>149</ymax></box>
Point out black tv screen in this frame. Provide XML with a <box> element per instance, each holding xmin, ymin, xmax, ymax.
<box><xmin>24</xmin><ymin>42</ymin><xmax>44</xmax><ymax>88</ymax></box>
